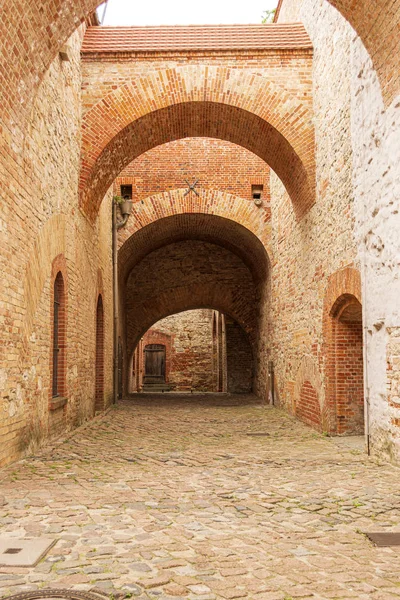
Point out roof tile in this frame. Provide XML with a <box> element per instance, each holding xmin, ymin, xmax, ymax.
<box><xmin>82</xmin><ymin>23</ymin><xmax>313</xmax><ymax>54</ymax></box>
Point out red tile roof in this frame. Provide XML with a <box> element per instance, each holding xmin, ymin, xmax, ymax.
<box><xmin>82</xmin><ymin>23</ymin><xmax>312</xmax><ymax>54</ymax></box>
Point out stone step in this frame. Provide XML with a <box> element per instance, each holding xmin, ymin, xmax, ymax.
<box><xmin>141</xmin><ymin>383</ymin><xmax>172</xmax><ymax>393</ymax></box>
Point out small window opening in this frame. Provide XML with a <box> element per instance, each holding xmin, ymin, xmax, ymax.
<box><xmin>121</xmin><ymin>184</ymin><xmax>132</xmax><ymax>199</ymax></box>
<box><xmin>252</xmin><ymin>184</ymin><xmax>263</xmax><ymax>200</ymax></box>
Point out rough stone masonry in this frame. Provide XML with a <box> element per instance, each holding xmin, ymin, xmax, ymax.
<box><xmin>0</xmin><ymin>0</ymin><xmax>399</xmax><ymax>467</ymax></box>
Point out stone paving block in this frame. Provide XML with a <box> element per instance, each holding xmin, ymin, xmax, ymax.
<box><xmin>0</xmin><ymin>397</ymin><xmax>400</xmax><ymax>600</ymax></box>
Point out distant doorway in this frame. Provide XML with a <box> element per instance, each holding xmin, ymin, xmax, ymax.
<box><xmin>144</xmin><ymin>344</ymin><xmax>166</xmax><ymax>384</ymax></box>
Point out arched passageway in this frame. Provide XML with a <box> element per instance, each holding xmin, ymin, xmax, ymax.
<box><xmin>330</xmin><ymin>295</ymin><xmax>364</xmax><ymax>434</ymax></box>
<box><xmin>129</xmin><ymin>309</ymin><xmax>254</xmax><ymax>395</ymax></box>
<box><xmin>322</xmin><ymin>267</ymin><xmax>364</xmax><ymax>435</ymax></box>
<box><xmin>119</xmin><ymin>214</ymin><xmax>269</xmax><ymax>397</ymax></box>
<box><xmin>81</xmin><ymin>95</ymin><xmax>315</xmax><ymax>221</ymax></box>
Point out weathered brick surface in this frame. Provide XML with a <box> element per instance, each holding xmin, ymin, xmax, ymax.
<box><xmin>269</xmin><ymin>2</ymin><xmax>358</xmax><ymax>437</ymax></box>
<box><xmin>275</xmin><ymin>0</ymin><xmax>400</xmax><ymax>105</ymax></box>
<box><xmin>296</xmin><ymin>381</ymin><xmax>322</xmax><ymax>430</ymax></box>
<box><xmin>226</xmin><ymin>317</ymin><xmax>253</xmax><ymax>393</ymax></box>
<box><xmin>114</xmin><ymin>138</ymin><xmax>270</xmax><ymax>211</ymax></box>
<box><xmin>124</xmin><ymin>240</ymin><xmax>257</xmax><ymax>355</ymax></box>
<box><xmin>141</xmin><ymin>310</ymin><xmax>215</xmax><ymax>392</ymax></box>
<box><xmin>0</xmin><ymin>29</ymin><xmax>113</xmax><ymax>467</ymax></box>
<box><xmin>0</xmin><ymin>0</ymin><xmax>400</xmax><ymax>467</ymax></box>
<box><xmin>79</xmin><ymin>57</ymin><xmax>315</xmax><ymax>220</ymax></box>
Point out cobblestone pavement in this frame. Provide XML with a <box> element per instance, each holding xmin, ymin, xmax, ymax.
<box><xmin>1</xmin><ymin>394</ymin><xmax>400</xmax><ymax>600</ymax></box>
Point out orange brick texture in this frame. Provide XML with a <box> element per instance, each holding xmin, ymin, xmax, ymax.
<box><xmin>80</xmin><ymin>45</ymin><xmax>315</xmax><ymax>220</ymax></box>
<box><xmin>114</xmin><ymin>138</ymin><xmax>270</xmax><ymax>214</ymax></box>
<box><xmin>323</xmin><ymin>267</ymin><xmax>363</xmax><ymax>434</ymax></box>
<box><xmin>95</xmin><ymin>295</ymin><xmax>105</xmax><ymax>412</ymax></box>
<box><xmin>296</xmin><ymin>381</ymin><xmax>322</xmax><ymax>429</ymax></box>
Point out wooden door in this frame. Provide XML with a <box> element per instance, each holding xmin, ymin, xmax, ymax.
<box><xmin>144</xmin><ymin>344</ymin><xmax>166</xmax><ymax>383</ymax></box>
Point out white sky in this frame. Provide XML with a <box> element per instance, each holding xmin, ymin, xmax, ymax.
<box><xmin>97</xmin><ymin>0</ymin><xmax>278</xmax><ymax>26</ymax></box>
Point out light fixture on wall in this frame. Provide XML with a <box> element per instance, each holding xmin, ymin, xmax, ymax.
<box><xmin>59</xmin><ymin>45</ymin><xmax>71</xmax><ymax>61</ymax></box>
<box><xmin>252</xmin><ymin>184</ymin><xmax>263</xmax><ymax>207</ymax></box>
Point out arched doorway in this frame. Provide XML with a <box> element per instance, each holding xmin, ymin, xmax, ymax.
<box><xmin>331</xmin><ymin>295</ymin><xmax>364</xmax><ymax>434</ymax></box>
<box><xmin>95</xmin><ymin>295</ymin><xmax>104</xmax><ymax>412</ymax></box>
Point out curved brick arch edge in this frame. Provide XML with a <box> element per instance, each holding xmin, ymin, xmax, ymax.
<box><xmin>327</xmin><ymin>0</ymin><xmax>399</xmax><ymax>106</ymax></box>
<box><xmin>118</xmin><ymin>203</ymin><xmax>271</xmax><ymax>288</ymax></box>
<box><xmin>322</xmin><ymin>265</ymin><xmax>362</xmax><ymax>434</ymax></box>
<box><xmin>120</xmin><ymin>212</ymin><xmax>270</xmax><ymax>357</ymax></box>
<box><xmin>118</xmin><ymin>188</ymin><xmax>272</xmax><ymax>264</ymax></box>
<box><xmin>1</xmin><ymin>0</ymin><xmax>396</xmax><ymax>149</ymax></box>
<box><xmin>80</xmin><ymin>67</ymin><xmax>315</xmax><ymax>220</ymax></box>
<box><xmin>126</xmin><ymin>293</ymin><xmax>255</xmax><ymax>359</ymax></box>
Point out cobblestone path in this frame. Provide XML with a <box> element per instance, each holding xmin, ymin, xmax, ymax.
<box><xmin>1</xmin><ymin>394</ymin><xmax>400</xmax><ymax>600</ymax></box>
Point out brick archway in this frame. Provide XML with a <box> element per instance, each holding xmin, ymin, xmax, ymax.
<box><xmin>327</xmin><ymin>0</ymin><xmax>399</xmax><ymax>106</ymax></box>
<box><xmin>1</xmin><ymin>0</ymin><xmax>397</xmax><ymax>149</ymax></box>
<box><xmin>322</xmin><ymin>266</ymin><xmax>363</xmax><ymax>433</ymax></box>
<box><xmin>120</xmin><ymin>213</ymin><xmax>270</xmax><ymax>356</ymax></box>
<box><xmin>80</xmin><ymin>67</ymin><xmax>315</xmax><ymax>220</ymax></box>
<box><xmin>118</xmin><ymin>188</ymin><xmax>272</xmax><ymax>261</ymax></box>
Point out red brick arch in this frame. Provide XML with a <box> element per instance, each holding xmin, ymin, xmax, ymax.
<box><xmin>118</xmin><ymin>206</ymin><xmax>270</xmax><ymax>287</ymax></box>
<box><xmin>1</xmin><ymin>0</ymin><xmax>397</xmax><ymax>148</ymax></box>
<box><xmin>80</xmin><ymin>66</ymin><xmax>315</xmax><ymax>220</ymax></box>
<box><xmin>117</xmin><ymin>188</ymin><xmax>272</xmax><ymax>263</ymax></box>
<box><xmin>322</xmin><ymin>266</ymin><xmax>362</xmax><ymax>433</ymax></box>
<box><xmin>119</xmin><ymin>212</ymin><xmax>270</xmax><ymax>354</ymax></box>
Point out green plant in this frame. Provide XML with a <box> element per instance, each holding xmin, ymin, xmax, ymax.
<box><xmin>113</xmin><ymin>195</ymin><xmax>124</xmax><ymax>204</ymax></box>
<box><xmin>261</xmin><ymin>8</ymin><xmax>276</xmax><ymax>23</ymax></box>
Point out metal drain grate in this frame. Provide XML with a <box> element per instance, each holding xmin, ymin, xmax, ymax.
<box><xmin>0</xmin><ymin>538</ymin><xmax>56</xmax><ymax>566</ymax></box>
<box><xmin>365</xmin><ymin>532</ymin><xmax>400</xmax><ymax>547</ymax></box>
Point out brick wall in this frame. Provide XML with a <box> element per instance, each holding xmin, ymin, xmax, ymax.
<box><xmin>0</xmin><ymin>28</ymin><xmax>113</xmax><ymax>467</ymax></box>
<box><xmin>270</xmin><ymin>0</ymin><xmax>358</xmax><ymax>435</ymax></box>
<box><xmin>335</xmin><ymin>303</ymin><xmax>364</xmax><ymax>434</ymax></box>
<box><xmin>80</xmin><ymin>48</ymin><xmax>314</xmax><ymax>220</ymax></box>
<box><xmin>0</xmin><ymin>1</ymin><xmax>400</xmax><ymax>466</ymax></box>
<box><xmin>141</xmin><ymin>310</ymin><xmax>215</xmax><ymax>392</ymax></box>
<box><xmin>296</xmin><ymin>381</ymin><xmax>322</xmax><ymax>430</ymax></box>
<box><xmin>226</xmin><ymin>318</ymin><xmax>253</xmax><ymax>393</ymax></box>
<box><xmin>114</xmin><ymin>138</ymin><xmax>270</xmax><ymax>212</ymax></box>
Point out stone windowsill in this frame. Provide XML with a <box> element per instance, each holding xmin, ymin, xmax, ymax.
<box><xmin>49</xmin><ymin>396</ymin><xmax>68</xmax><ymax>411</ymax></box>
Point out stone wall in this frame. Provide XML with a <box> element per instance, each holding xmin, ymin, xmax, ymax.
<box><xmin>350</xmin><ymin>14</ymin><xmax>400</xmax><ymax>461</ymax></box>
<box><xmin>226</xmin><ymin>318</ymin><xmax>253</xmax><ymax>393</ymax></box>
<box><xmin>273</xmin><ymin>0</ymin><xmax>400</xmax><ymax>462</ymax></box>
<box><xmin>141</xmin><ymin>310</ymin><xmax>215</xmax><ymax>392</ymax></box>
<box><xmin>0</xmin><ymin>28</ymin><xmax>113</xmax><ymax>467</ymax></box>
<box><xmin>271</xmin><ymin>0</ymin><xmax>357</xmax><ymax>435</ymax></box>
